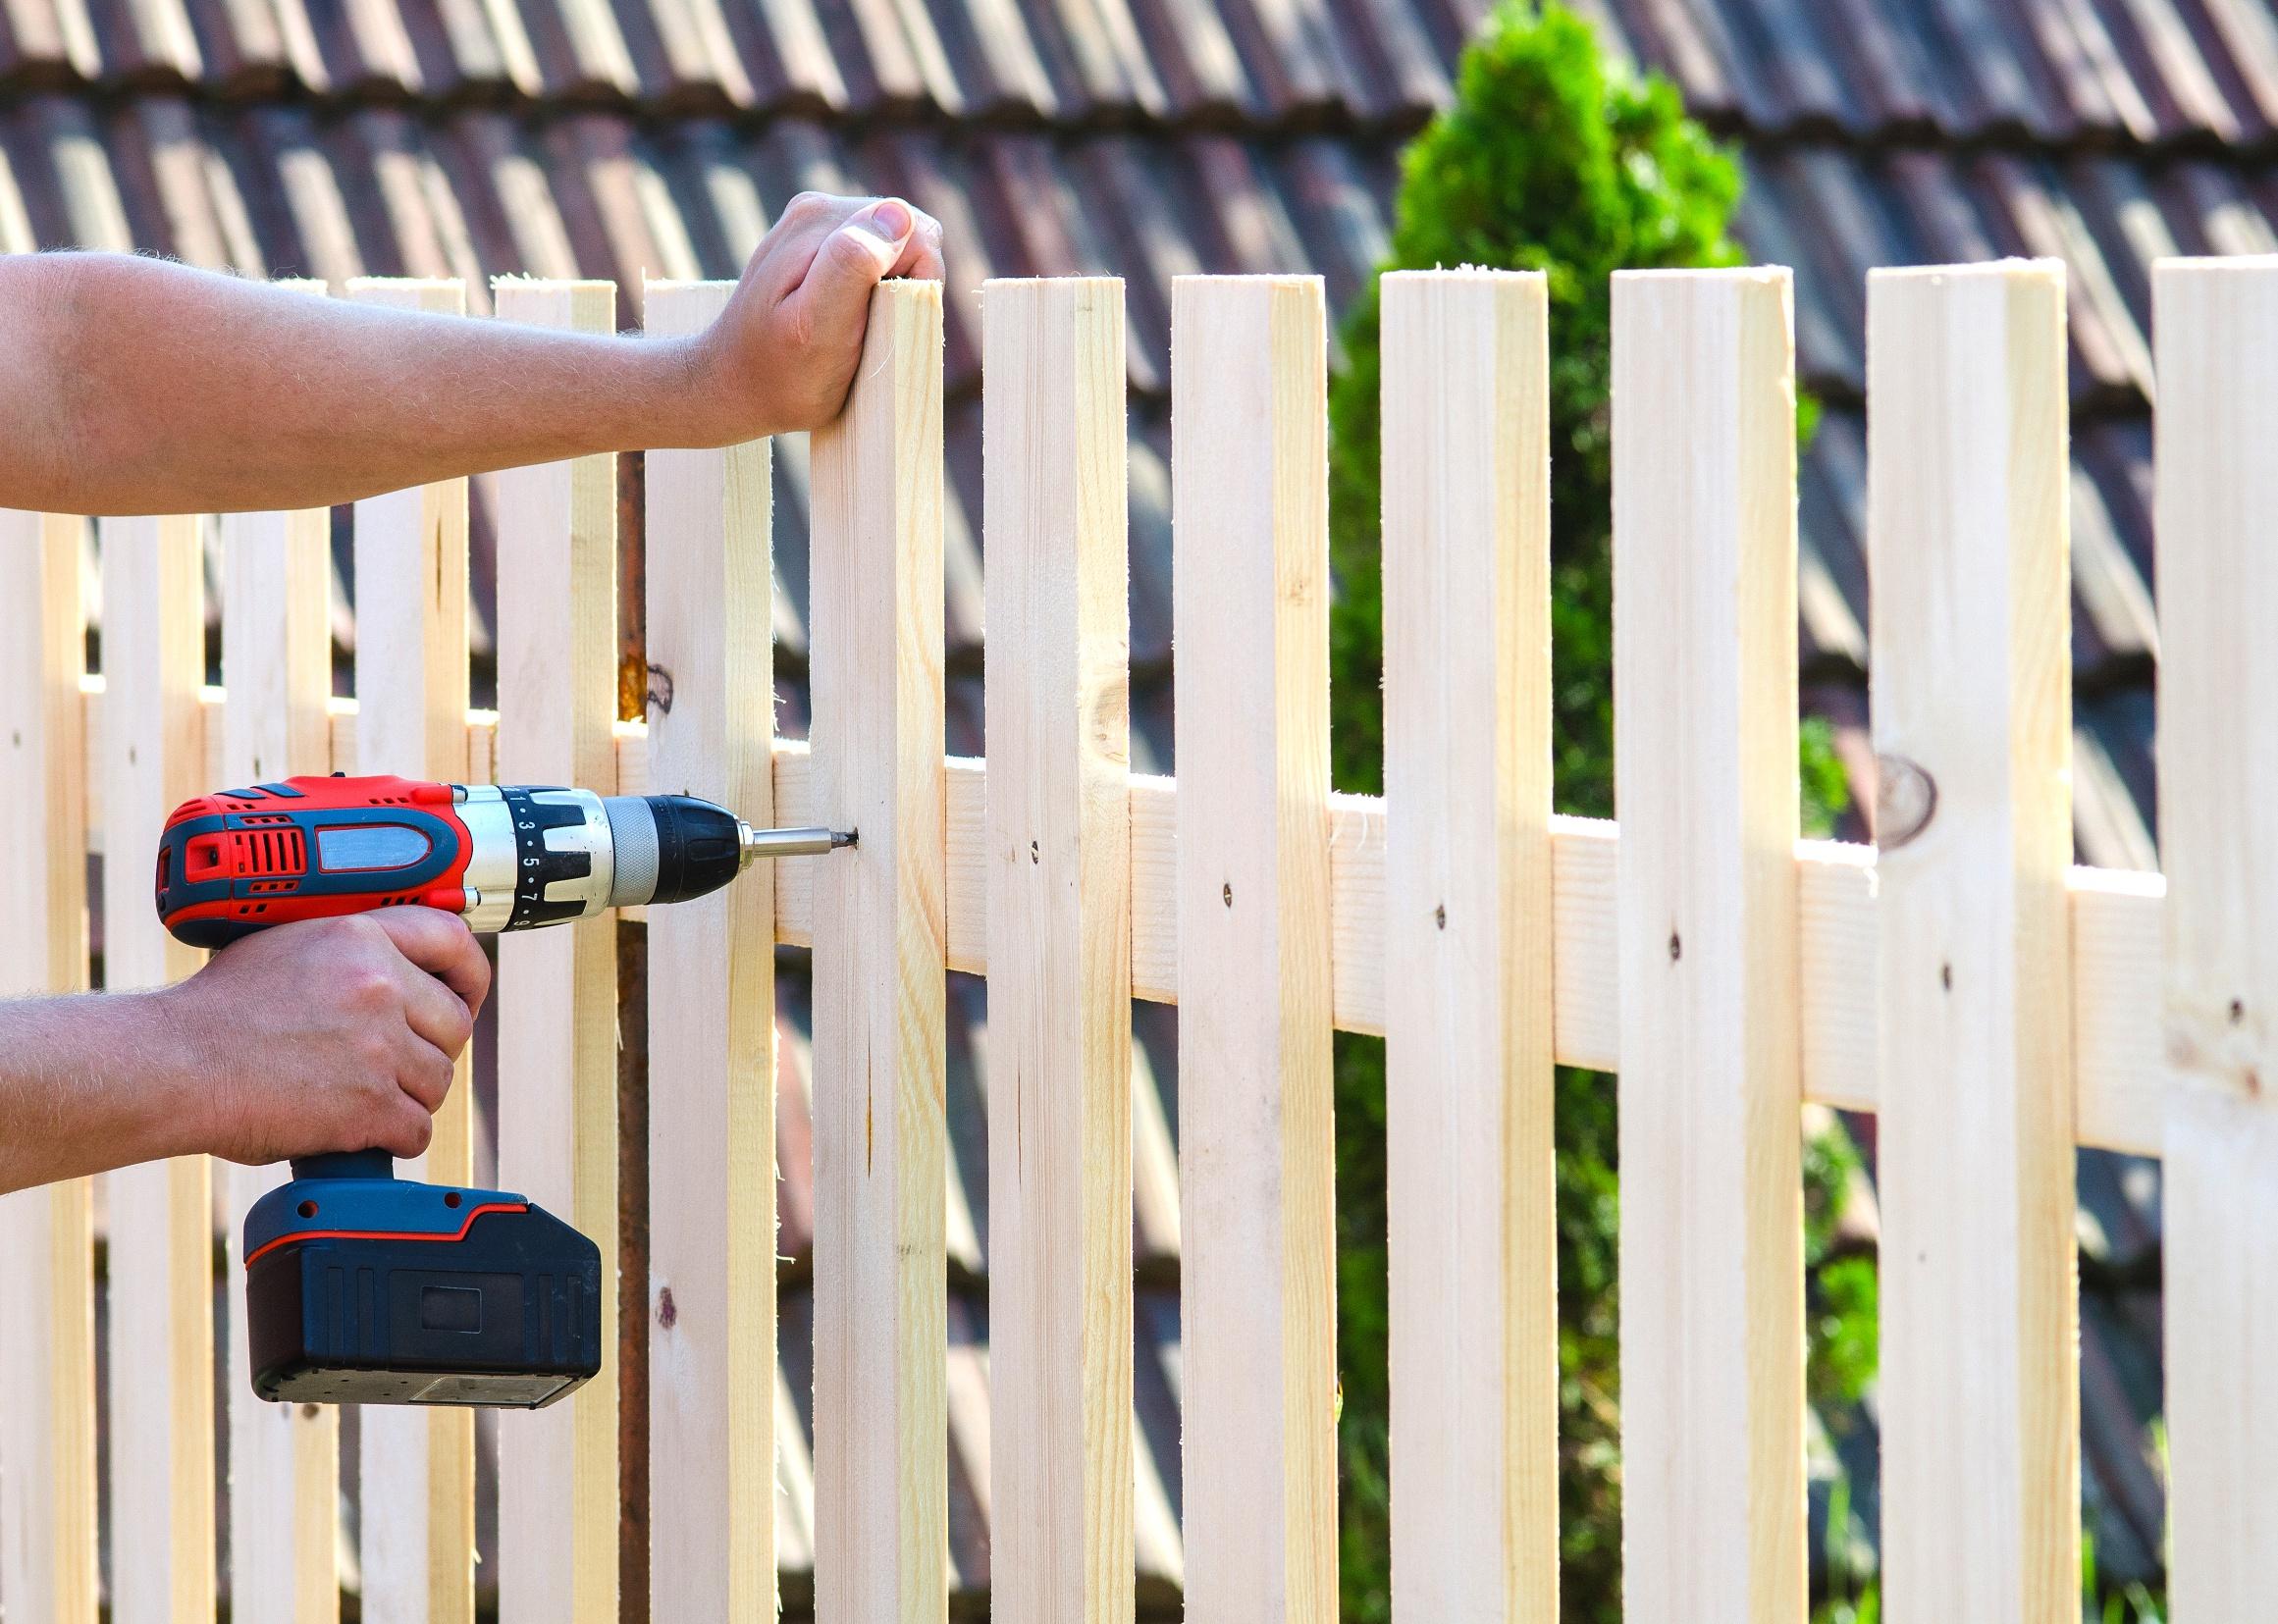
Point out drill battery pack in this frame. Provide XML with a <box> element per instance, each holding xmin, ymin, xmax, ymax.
<box><xmin>242</xmin><ymin>1152</ymin><xmax>602</xmax><ymax>1409</ymax></box>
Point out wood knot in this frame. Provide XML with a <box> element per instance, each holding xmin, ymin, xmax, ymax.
<box><xmin>1222</xmin><ymin>882</ymin><xmax>1234</xmax><ymax>909</ymax></box>
<box><xmin>1875</xmin><ymin>755</ymin><xmax>1937</xmax><ymax>851</ymax></box>
<box><xmin>1668</xmin><ymin>930</ymin><xmax>1682</xmax><ymax>964</ymax></box>
<box><xmin>1031</xmin><ymin>841</ymin><xmax>1039</xmax><ymax>864</ymax></box>
<box><xmin>656</xmin><ymin>1285</ymin><xmax>677</xmax><ymax>1330</ymax></box>
<box><xmin>1434</xmin><ymin>904</ymin><xmax>1446</xmax><ymax>930</ymax></box>
<box><xmin>645</xmin><ymin>663</ymin><xmax>676</xmax><ymax>715</ymax></box>
<box><xmin>1940</xmin><ymin>962</ymin><xmax>1952</xmax><ymax>991</ymax></box>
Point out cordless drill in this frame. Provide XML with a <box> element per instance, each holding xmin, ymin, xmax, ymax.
<box><xmin>156</xmin><ymin>773</ymin><xmax>848</xmax><ymax>1409</ymax></box>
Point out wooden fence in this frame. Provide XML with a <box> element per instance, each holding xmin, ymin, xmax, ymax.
<box><xmin>0</xmin><ymin>255</ymin><xmax>2270</xmax><ymax>1621</ymax></box>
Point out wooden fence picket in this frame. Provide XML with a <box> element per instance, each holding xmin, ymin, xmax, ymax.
<box><xmin>492</xmin><ymin>277</ymin><xmax>622</xmax><ymax>1624</ymax></box>
<box><xmin>807</xmin><ymin>278</ymin><xmax>949</xmax><ymax>1624</ymax></box>
<box><xmin>0</xmin><ymin>509</ymin><xmax>96</xmax><ymax>1624</ymax></box>
<box><xmin>346</xmin><ymin>276</ymin><xmax>476</xmax><ymax>1624</ymax></box>
<box><xmin>99</xmin><ymin>511</ymin><xmax>215</xmax><ymax>1624</ymax></box>
<box><xmin>220</xmin><ymin>461</ymin><xmax>340</xmax><ymax>1622</ymax></box>
<box><xmin>1171</xmin><ymin>274</ymin><xmax>1338</xmax><ymax>1623</ymax></box>
<box><xmin>641</xmin><ymin>278</ymin><xmax>778</xmax><ymax>1624</ymax></box>
<box><xmin>1380</xmin><ymin>268</ymin><xmax>1558</xmax><ymax>1620</ymax></box>
<box><xmin>980</xmin><ymin>276</ymin><xmax>1135</xmax><ymax>1624</ymax></box>
<box><xmin>1611</xmin><ymin>267</ymin><xmax>1806</xmax><ymax>1624</ymax></box>
<box><xmin>1869</xmin><ymin>261</ymin><xmax>2077</xmax><ymax>1624</ymax></box>
<box><xmin>2151</xmin><ymin>255</ymin><xmax>2278</xmax><ymax>1614</ymax></box>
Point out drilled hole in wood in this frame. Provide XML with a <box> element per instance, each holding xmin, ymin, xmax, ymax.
<box><xmin>1222</xmin><ymin>883</ymin><xmax>1233</xmax><ymax>908</ymax></box>
<box><xmin>1668</xmin><ymin>931</ymin><xmax>1681</xmax><ymax>963</ymax></box>
<box><xmin>1434</xmin><ymin>904</ymin><xmax>1446</xmax><ymax>929</ymax></box>
<box><xmin>1031</xmin><ymin>841</ymin><xmax>1039</xmax><ymax>864</ymax></box>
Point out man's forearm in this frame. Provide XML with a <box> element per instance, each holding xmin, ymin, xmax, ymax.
<box><xmin>0</xmin><ymin>253</ymin><xmax>718</xmax><ymax>515</ymax></box>
<box><xmin>0</xmin><ymin>990</ymin><xmax>205</xmax><ymax>1194</ymax></box>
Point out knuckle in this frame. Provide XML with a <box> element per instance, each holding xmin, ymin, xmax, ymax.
<box><xmin>785</xmin><ymin>190</ymin><xmax>827</xmax><ymax>220</ymax></box>
<box><xmin>354</xmin><ymin>1029</ymin><xmax>396</xmax><ymax>1075</ymax></box>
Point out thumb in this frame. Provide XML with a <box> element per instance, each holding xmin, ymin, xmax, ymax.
<box><xmin>787</xmin><ymin>198</ymin><xmax>913</xmax><ymax>339</ymax></box>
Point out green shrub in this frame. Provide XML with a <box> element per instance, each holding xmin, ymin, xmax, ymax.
<box><xmin>1324</xmin><ymin>6</ymin><xmax>1857</xmax><ymax>1618</ymax></box>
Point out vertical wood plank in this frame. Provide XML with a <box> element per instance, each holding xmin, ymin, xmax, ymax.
<box><xmin>222</xmin><ymin>484</ymin><xmax>340</xmax><ymax>1624</ymax></box>
<box><xmin>808</xmin><ymin>280</ymin><xmax>948</xmax><ymax>1624</ymax></box>
<box><xmin>1170</xmin><ymin>274</ymin><xmax>1337</xmax><ymax>1623</ymax></box>
<box><xmin>980</xmin><ymin>277</ymin><xmax>1135</xmax><ymax>1624</ymax></box>
<box><xmin>1380</xmin><ymin>269</ymin><xmax>1558</xmax><ymax>1620</ymax></box>
<box><xmin>0</xmin><ymin>509</ymin><xmax>97</xmax><ymax>1624</ymax></box>
<box><xmin>1869</xmin><ymin>261</ymin><xmax>2077</xmax><ymax>1624</ymax></box>
<box><xmin>492</xmin><ymin>277</ymin><xmax>620</xmax><ymax>1624</ymax></box>
<box><xmin>1611</xmin><ymin>267</ymin><xmax>1805</xmax><ymax>1624</ymax></box>
<box><xmin>347</xmin><ymin>277</ymin><xmax>475</xmax><ymax>1624</ymax></box>
<box><xmin>2151</xmin><ymin>255</ymin><xmax>2278</xmax><ymax>1616</ymax></box>
<box><xmin>641</xmin><ymin>280</ymin><xmax>776</xmax><ymax>1624</ymax></box>
<box><xmin>99</xmin><ymin>511</ymin><xmax>214</xmax><ymax>1624</ymax></box>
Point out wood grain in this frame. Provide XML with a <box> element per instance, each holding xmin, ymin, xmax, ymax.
<box><xmin>1869</xmin><ymin>261</ymin><xmax>2077</xmax><ymax>1624</ymax></box>
<box><xmin>807</xmin><ymin>280</ymin><xmax>949</xmax><ymax>1624</ymax></box>
<box><xmin>346</xmin><ymin>276</ymin><xmax>475</xmax><ymax>1624</ymax></box>
<box><xmin>1379</xmin><ymin>269</ymin><xmax>1557</xmax><ymax>1620</ymax></box>
<box><xmin>2151</xmin><ymin>254</ymin><xmax>2278</xmax><ymax>1616</ymax></box>
<box><xmin>1612</xmin><ymin>267</ymin><xmax>1805</xmax><ymax>1624</ymax></box>
<box><xmin>0</xmin><ymin>509</ymin><xmax>96</xmax><ymax>1624</ymax></box>
<box><xmin>492</xmin><ymin>278</ymin><xmax>620</xmax><ymax>1624</ymax></box>
<box><xmin>220</xmin><ymin>480</ymin><xmax>341</xmax><ymax>1624</ymax></box>
<box><xmin>980</xmin><ymin>277</ymin><xmax>1135</xmax><ymax>1624</ymax></box>
<box><xmin>641</xmin><ymin>279</ymin><xmax>778</xmax><ymax>1624</ymax></box>
<box><xmin>1171</xmin><ymin>274</ymin><xmax>1337</xmax><ymax>1623</ymax></box>
<box><xmin>99</xmin><ymin>513</ymin><xmax>214</xmax><ymax>1624</ymax></box>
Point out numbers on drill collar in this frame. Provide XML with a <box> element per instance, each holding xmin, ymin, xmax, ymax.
<box><xmin>499</xmin><ymin>788</ymin><xmax>594</xmax><ymax>929</ymax></box>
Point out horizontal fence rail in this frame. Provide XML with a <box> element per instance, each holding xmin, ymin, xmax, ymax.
<box><xmin>2</xmin><ymin>257</ymin><xmax>2271</xmax><ymax>1621</ymax></box>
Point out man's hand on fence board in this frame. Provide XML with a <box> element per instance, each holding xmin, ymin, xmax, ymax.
<box><xmin>695</xmin><ymin>191</ymin><xmax>945</xmax><ymax>443</ymax></box>
<box><xmin>0</xmin><ymin>908</ymin><xmax>490</xmax><ymax>1193</ymax></box>
<box><xmin>0</xmin><ymin>192</ymin><xmax>942</xmax><ymax>515</ymax></box>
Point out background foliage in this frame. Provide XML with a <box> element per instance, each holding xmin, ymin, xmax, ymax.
<box><xmin>1320</xmin><ymin>6</ymin><xmax>1866</xmax><ymax>1617</ymax></box>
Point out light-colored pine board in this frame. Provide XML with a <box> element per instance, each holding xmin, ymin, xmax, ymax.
<box><xmin>91</xmin><ymin>689</ymin><xmax>2181</xmax><ymax>1156</ymax></box>
<box><xmin>1612</xmin><ymin>267</ymin><xmax>1806</xmax><ymax>1623</ymax></box>
<box><xmin>0</xmin><ymin>509</ymin><xmax>97</xmax><ymax>1624</ymax></box>
<box><xmin>346</xmin><ymin>276</ymin><xmax>476</xmax><ymax>1624</ymax></box>
<box><xmin>640</xmin><ymin>280</ymin><xmax>777</xmax><ymax>1624</ymax></box>
<box><xmin>98</xmin><ymin>512</ymin><xmax>215</xmax><ymax>1624</ymax></box>
<box><xmin>1171</xmin><ymin>274</ymin><xmax>1337</xmax><ymax>1622</ymax></box>
<box><xmin>807</xmin><ymin>280</ymin><xmax>949</xmax><ymax>1624</ymax></box>
<box><xmin>491</xmin><ymin>278</ymin><xmax>621</xmax><ymax>1624</ymax></box>
<box><xmin>221</xmin><ymin>494</ymin><xmax>341</xmax><ymax>1624</ymax></box>
<box><xmin>1378</xmin><ymin>269</ymin><xmax>1557</xmax><ymax>1619</ymax></box>
<box><xmin>980</xmin><ymin>278</ymin><xmax>1135</xmax><ymax>1624</ymax></box>
<box><xmin>2151</xmin><ymin>254</ymin><xmax>2278</xmax><ymax>1613</ymax></box>
<box><xmin>1869</xmin><ymin>261</ymin><xmax>2077</xmax><ymax>1624</ymax></box>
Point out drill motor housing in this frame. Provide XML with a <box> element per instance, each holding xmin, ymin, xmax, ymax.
<box><xmin>157</xmin><ymin>772</ymin><xmax>749</xmax><ymax>949</ymax></box>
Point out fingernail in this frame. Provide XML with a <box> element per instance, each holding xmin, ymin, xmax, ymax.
<box><xmin>858</xmin><ymin>200</ymin><xmax>912</xmax><ymax>242</ymax></box>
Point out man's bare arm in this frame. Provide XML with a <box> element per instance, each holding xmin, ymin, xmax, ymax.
<box><xmin>0</xmin><ymin>192</ymin><xmax>942</xmax><ymax>516</ymax></box>
<box><xmin>0</xmin><ymin>910</ymin><xmax>492</xmax><ymax>1195</ymax></box>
